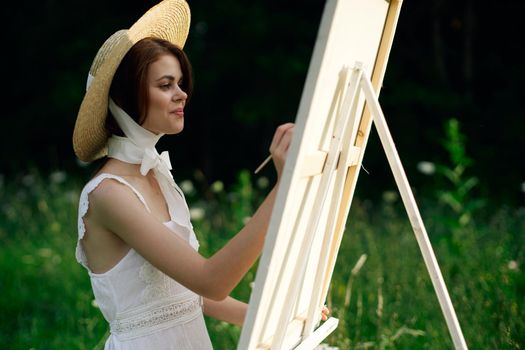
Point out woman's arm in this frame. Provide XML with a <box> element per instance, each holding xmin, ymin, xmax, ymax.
<box><xmin>202</xmin><ymin>299</ymin><xmax>329</xmax><ymax>326</ymax></box>
<box><xmin>203</xmin><ymin>297</ymin><xmax>247</xmax><ymax>326</ymax></box>
<box><xmin>88</xmin><ymin>173</ymin><xmax>277</xmax><ymax>301</ymax></box>
<box><xmin>87</xmin><ymin>123</ymin><xmax>294</xmax><ymax>301</ymax></box>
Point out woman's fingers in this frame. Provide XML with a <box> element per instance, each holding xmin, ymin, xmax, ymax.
<box><xmin>275</xmin><ymin>126</ymin><xmax>293</xmax><ymax>155</ymax></box>
<box><xmin>269</xmin><ymin>123</ymin><xmax>294</xmax><ymax>155</ymax></box>
<box><xmin>321</xmin><ymin>305</ymin><xmax>330</xmax><ymax>321</ymax></box>
<box><xmin>269</xmin><ymin>123</ymin><xmax>294</xmax><ymax>178</ymax></box>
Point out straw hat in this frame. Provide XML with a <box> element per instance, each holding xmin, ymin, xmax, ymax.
<box><xmin>73</xmin><ymin>0</ymin><xmax>190</xmax><ymax>162</ymax></box>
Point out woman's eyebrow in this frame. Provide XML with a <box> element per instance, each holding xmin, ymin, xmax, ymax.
<box><xmin>156</xmin><ymin>75</ymin><xmax>175</xmax><ymax>81</ymax></box>
<box><xmin>155</xmin><ymin>74</ymin><xmax>183</xmax><ymax>82</ymax></box>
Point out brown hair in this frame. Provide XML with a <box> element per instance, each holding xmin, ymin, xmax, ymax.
<box><xmin>107</xmin><ymin>37</ymin><xmax>193</xmax><ymax>136</ymax></box>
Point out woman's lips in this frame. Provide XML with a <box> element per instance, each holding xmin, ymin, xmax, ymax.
<box><xmin>172</xmin><ymin>108</ymin><xmax>184</xmax><ymax>117</ymax></box>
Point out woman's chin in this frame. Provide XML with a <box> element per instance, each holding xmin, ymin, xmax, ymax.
<box><xmin>167</xmin><ymin>124</ymin><xmax>184</xmax><ymax>135</ymax></box>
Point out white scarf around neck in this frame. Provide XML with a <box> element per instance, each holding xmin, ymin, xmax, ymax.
<box><xmin>107</xmin><ymin>98</ymin><xmax>191</xmax><ymax>230</ymax></box>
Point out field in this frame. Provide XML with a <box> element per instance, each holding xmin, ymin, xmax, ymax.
<box><xmin>0</xmin><ymin>164</ymin><xmax>523</xmax><ymax>349</ymax></box>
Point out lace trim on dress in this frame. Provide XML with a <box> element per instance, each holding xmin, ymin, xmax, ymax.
<box><xmin>110</xmin><ymin>292</ymin><xmax>202</xmax><ymax>340</ymax></box>
<box><xmin>76</xmin><ymin>173</ymin><xmax>151</xmax><ymax>269</ymax></box>
<box><xmin>139</xmin><ymin>261</ymin><xmax>172</xmax><ymax>302</ymax></box>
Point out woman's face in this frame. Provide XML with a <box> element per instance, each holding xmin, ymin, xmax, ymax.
<box><xmin>142</xmin><ymin>54</ymin><xmax>187</xmax><ymax>135</ymax></box>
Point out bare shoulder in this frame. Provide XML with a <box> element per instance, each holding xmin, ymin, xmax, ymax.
<box><xmin>87</xmin><ymin>176</ymin><xmax>148</xmax><ymax>229</ymax></box>
<box><xmin>88</xmin><ymin>176</ymin><xmax>134</xmax><ymax>207</ymax></box>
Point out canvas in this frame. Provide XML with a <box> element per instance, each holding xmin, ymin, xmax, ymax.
<box><xmin>238</xmin><ymin>0</ymin><xmax>403</xmax><ymax>349</ymax></box>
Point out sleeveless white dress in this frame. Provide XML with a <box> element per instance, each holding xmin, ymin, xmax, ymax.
<box><xmin>76</xmin><ymin>173</ymin><xmax>213</xmax><ymax>349</ymax></box>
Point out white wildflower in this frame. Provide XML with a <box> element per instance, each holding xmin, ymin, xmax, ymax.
<box><xmin>190</xmin><ymin>207</ymin><xmax>205</xmax><ymax>221</ymax></box>
<box><xmin>50</xmin><ymin>170</ymin><xmax>67</xmax><ymax>184</ymax></box>
<box><xmin>382</xmin><ymin>190</ymin><xmax>398</xmax><ymax>203</ymax></box>
<box><xmin>211</xmin><ymin>180</ymin><xmax>224</xmax><ymax>193</ymax></box>
<box><xmin>22</xmin><ymin>174</ymin><xmax>35</xmax><ymax>187</ymax></box>
<box><xmin>508</xmin><ymin>260</ymin><xmax>519</xmax><ymax>271</ymax></box>
<box><xmin>66</xmin><ymin>190</ymin><xmax>77</xmax><ymax>203</ymax></box>
<box><xmin>38</xmin><ymin>248</ymin><xmax>53</xmax><ymax>258</ymax></box>
<box><xmin>256</xmin><ymin>176</ymin><xmax>270</xmax><ymax>189</ymax></box>
<box><xmin>179</xmin><ymin>180</ymin><xmax>195</xmax><ymax>195</ymax></box>
<box><xmin>417</xmin><ymin>161</ymin><xmax>436</xmax><ymax>175</ymax></box>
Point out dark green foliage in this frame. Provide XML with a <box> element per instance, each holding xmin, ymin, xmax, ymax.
<box><xmin>2</xmin><ymin>0</ymin><xmax>524</xmax><ymax>203</ymax></box>
<box><xmin>0</xmin><ymin>165</ymin><xmax>523</xmax><ymax>349</ymax></box>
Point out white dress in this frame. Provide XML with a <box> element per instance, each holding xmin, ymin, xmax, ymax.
<box><xmin>76</xmin><ymin>173</ymin><xmax>213</xmax><ymax>349</ymax></box>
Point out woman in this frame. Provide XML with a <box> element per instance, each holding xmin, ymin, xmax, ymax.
<box><xmin>72</xmin><ymin>1</ymin><xmax>300</xmax><ymax>348</ymax></box>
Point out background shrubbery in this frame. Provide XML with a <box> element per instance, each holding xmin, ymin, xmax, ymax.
<box><xmin>0</xmin><ymin>119</ymin><xmax>523</xmax><ymax>349</ymax></box>
<box><xmin>2</xmin><ymin>0</ymin><xmax>525</xmax><ymax>204</ymax></box>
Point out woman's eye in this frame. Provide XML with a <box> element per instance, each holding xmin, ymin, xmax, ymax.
<box><xmin>160</xmin><ymin>83</ymin><xmax>172</xmax><ymax>90</ymax></box>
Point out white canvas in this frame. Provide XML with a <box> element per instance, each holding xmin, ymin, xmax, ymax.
<box><xmin>238</xmin><ymin>1</ymin><xmax>402</xmax><ymax>349</ymax></box>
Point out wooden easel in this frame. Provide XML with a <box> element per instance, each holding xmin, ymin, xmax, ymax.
<box><xmin>238</xmin><ymin>0</ymin><xmax>467</xmax><ymax>348</ymax></box>
<box><xmin>241</xmin><ymin>64</ymin><xmax>469</xmax><ymax>350</ymax></box>
<box><xmin>303</xmin><ymin>62</ymin><xmax>469</xmax><ymax>349</ymax></box>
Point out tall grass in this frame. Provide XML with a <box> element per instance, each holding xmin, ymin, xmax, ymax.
<box><xmin>0</xmin><ymin>121</ymin><xmax>523</xmax><ymax>349</ymax></box>
<box><xmin>0</xmin><ymin>172</ymin><xmax>108</xmax><ymax>349</ymax></box>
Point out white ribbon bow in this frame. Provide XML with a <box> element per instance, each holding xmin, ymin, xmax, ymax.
<box><xmin>140</xmin><ymin>148</ymin><xmax>172</xmax><ymax>176</ymax></box>
<box><xmin>106</xmin><ymin>99</ymin><xmax>191</xmax><ymax>229</ymax></box>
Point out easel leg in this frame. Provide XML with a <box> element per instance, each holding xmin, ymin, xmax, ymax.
<box><xmin>359</xmin><ymin>70</ymin><xmax>468</xmax><ymax>350</ymax></box>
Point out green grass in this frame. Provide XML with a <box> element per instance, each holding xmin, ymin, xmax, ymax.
<box><xmin>0</xmin><ymin>169</ymin><xmax>523</xmax><ymax>349</ymax></box>
<box><xmin>325</xmin><ymin>197</ymin><xmax>524</xmax><ymax>349</ymax></box>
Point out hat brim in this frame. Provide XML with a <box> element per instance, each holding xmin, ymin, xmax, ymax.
<box><xmin>73</xmin><ymin>0</ymin><xmax>190</xmax><ymax>162</ymax></box>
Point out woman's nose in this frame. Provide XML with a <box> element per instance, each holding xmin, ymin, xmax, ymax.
<box><xmin>173</xmin><ymin>85</ymin><xmax>187</xmax><ymax>102</ymax></box>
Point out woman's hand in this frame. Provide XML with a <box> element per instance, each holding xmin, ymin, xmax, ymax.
<box><xmin>269</xmin><ymin>123</ymin><xmax>294</xmax><ymax>180</ymax></box>
<box><xmin>321</xmin><ymin>305</ymin><xmax>330</xmax><ymax>321</ymax></box>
